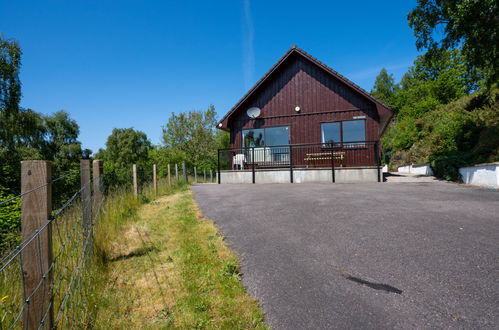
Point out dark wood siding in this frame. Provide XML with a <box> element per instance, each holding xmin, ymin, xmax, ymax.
<box><xmin>229</xmin><ymin>54</ymin><xmax>380</xmax><ymax>148</ymax></box>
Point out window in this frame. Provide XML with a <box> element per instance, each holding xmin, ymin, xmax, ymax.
<box><xmin>265</xmin><ymin>126</ymin><xmax>289</xmax><ymax>146</ymax></box>
<box><xmin>321</xmin><ymin>120</ymin><xmax>366</xmax><ymax>145</ymax></box>
<box><xmin>242</xmin><ymin>126</ymin><xmax>290</xmax><ymax>163</ymax></box>
<box><xmin>342</xmin><ymin>120</ymin><xmax>365</xmax><ymax>142</ymax></box>
<box><xmin>242</xmin><ymin>128</ymin><xmax>264</xmax><ymax>147</ymax></box>
<box><xmin>242</xmin><ymin>126</ymin><xmax>289</xmax><ymax>147</ymax></box>
<box><xmin>321</xmin><ymin>122</ymin><xmax>340</xmax><ymax>145</ymax></box>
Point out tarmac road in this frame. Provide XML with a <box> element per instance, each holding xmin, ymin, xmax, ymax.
<box><xmin>192</xmin><ymin>182</ymin><xmax>499</xmax><ymax>329</ymax></box>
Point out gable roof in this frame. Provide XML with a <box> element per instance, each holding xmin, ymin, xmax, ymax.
<box><xmin>217</xmin><ymin>45</ymin><xmax>394</xmax><ymax>133</ymax></box>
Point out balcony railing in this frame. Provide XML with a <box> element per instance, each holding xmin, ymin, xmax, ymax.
<box><xmin>217</xmin><ymin>141</ymin><xmax>381</xmax><ymax>183</ymax></box>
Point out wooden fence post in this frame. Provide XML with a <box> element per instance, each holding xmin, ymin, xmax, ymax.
<box><xmin>153</xmin><ymin>164</ymin><xmax>157</xmax><ymax>194</ymax></box>
<box><xmin>168</xmin><ymin>164</ymin><xmax>171</xmax><ymax>185</ymax></box>
<box><xmin>132</xmin><ymin>164</ymin><xmax>138</xmax><ymax>197</ymax></box>
<box><xmin>92</xmin><ymin>160</ymin><xmax>104</xmax><ymax>208</ymax></box>
<box><xmin>194</xmin><ymin>167</ymin><xmax>197</xmax><ymax>183</ymax></box>
<box><xmin>182</xmin><ymin>162</ymin><xmax>187</xmax><ymax>182</ymax></box>
<box><xmin>210</xmin><ymin>169</ymin><xmax>213</xmax><ymax>183</ymax></box>
<box><xmin>175</xmin><ymin>164</ymin><xmax>179</xmax><ymax>181</ymax></box>
<box><xmin>80</xmin><ymin>159</ymin><xmax>92</xmax><ymax>233</ymax></box>
<box><xmin>21</xmin><ymin>160</ymin><xmax>53</xmax><ymax>329</ymax></box>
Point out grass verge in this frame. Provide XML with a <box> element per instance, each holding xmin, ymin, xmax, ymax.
<box><xmin>92</xmin><ymin>184</ymin><xmax>267</xmax><ymax>329</ymax></box>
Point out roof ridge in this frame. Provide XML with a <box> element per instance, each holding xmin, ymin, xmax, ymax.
<box><xmin>217</xmin><ymin>46</ymin><xmax>393</xmax><ymax>128</ymax></box>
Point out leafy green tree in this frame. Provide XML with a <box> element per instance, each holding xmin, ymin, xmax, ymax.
<box><xmin>408</xmin><ymin>0</ymin><xmax>498</xmax><ymax>84</ymax></box>
<box><xmin>371</xmin><ymin>68</ymin><xmax>398</xmax><ymax>108</ymax></box>
<box><xmin>0</xmin><ymin>36</ymin><xmax>46</xmax><ymax>193</ymax></box>
<box><xmin>392</xmin><ymin>50</ymin><xmax>469</xmax><ymax>119</ymax></box>
<box><xmin>0</xmin><ymin>35</ymin><xmax>21</xmax><ymax>116</ymax></box>
<box><xmin>161</xmin><ymin>105</ymin><xmax>221</xmax><ymax>169</ymax></box>
<box><xmin>42</xmin><ymin>110</ymin><xmax>86</xmax><ymax>205</ymax></box>
<box><xmin>96</xmin><ymin>128</ymin><xmax>153</xmax><ymax>187</ymax></box>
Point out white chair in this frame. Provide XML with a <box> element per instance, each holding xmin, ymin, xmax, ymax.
<box><xmin>232</xmin><ymin>154</ymin><xmax>245</xmax><ymax>170</ymax></box>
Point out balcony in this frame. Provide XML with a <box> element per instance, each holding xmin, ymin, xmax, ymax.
<box><xmin>217</xmin><ymin>141</ymin><xmax>382</xmax><ymax>184</ymax></box>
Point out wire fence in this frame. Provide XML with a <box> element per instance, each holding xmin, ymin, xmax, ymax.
<box><xmin>0</xmin><ymin>160</ymin><xmax>213</xmax><ymax>329</ymax></box>
<box><xmin>0</xmin><ymin>161</ymin><xmax>104</xmax><ymax>329</ymax></box>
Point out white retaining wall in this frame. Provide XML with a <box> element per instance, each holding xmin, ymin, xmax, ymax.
<box><xmin>219</xmin><ymin>168</ymin><xmax>379</xmax><ymax>184</ymax></box>
<box><xmin>459</xmin><ymin>163</ymin><xmax>499</xmax><ymax>188</ymax></box>
<box><xmin>397</xmin><ymin>163</ymin><xmax>433</xmax><ymax>176</ymax></box>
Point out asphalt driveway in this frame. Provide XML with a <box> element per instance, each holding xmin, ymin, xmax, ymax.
<box><xmin>192</xmin><ymin>182</ymin><xmax>499</xmax><ymax>329</ymax></box>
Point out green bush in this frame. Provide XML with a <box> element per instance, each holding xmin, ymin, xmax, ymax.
<box><xmin>430</xmin><ymin>154</ymin><xmax>468</xmax><ymax>181</ymax></box>
<box><xmin>0</xmin><ymin>189</ymin><xmax>21</xmax><ymax>253</ymax></box>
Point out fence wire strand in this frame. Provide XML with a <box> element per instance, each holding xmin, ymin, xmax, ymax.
<box><xmin>1</xmin><ymin>171</ymin><xmax>104</xmax><ymax>330</ymax></box>
<box><xmin>0</xmin><ymin>170</ymin><xmax>79</xmax><ymax>207</ymax></box>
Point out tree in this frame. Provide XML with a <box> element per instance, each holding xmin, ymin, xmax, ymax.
<box><xmin>0</xmin><ymin>35</ymin><xmax>21</xmax><ymax>116</ymax></box>
<box><xmin>371</xmin><ymin>68</ymin><xmax>398</xmax><ymax>108</ymax></box>
<box><xmin>408</xmin><ymin>0</ymin><xmax>498</xmax><ymax>84</ymax></box>
<box><xmin>42</xmin><ymin>111</ymin><xmax>85</xmax><ymax>203</ymax></box>
<box><xmin>96</xmin><ymin>128</ymin><xmax>152</xmax><ymax>187</ymax></box>
<box><xmin>392</xmin><ymin>50</ymin><xmax>469</xmax><ymax>119</ymax></box>
<box><xmin>161</xmin><ymin>105</ymin><xmax>220</xmax><ymax>169</ymax></box>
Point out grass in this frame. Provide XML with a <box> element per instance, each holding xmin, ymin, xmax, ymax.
<box><xmin>1</xmin><ymin>179</ymin><xmax>263</xmax><ymax>329</ymax></box>
<box><xmin>91</xmin><ymin>182</ymin><xmax>267</xmax><ymax>329</ymax></box>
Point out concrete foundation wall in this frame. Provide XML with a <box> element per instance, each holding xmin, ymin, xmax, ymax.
<box><xmin>219</xmin><ymin>171</ymin><xmax>253</xmax><ymax>184</ymax></box>
<box><xmin>219</xmin><ymin>168</ymin><xmax>379</xmax><ymax>184</ymax></box>
<box><xmin>459</xmin><ymin>163</ymin><xmax>499</xmax><ymax>188</ymax></box>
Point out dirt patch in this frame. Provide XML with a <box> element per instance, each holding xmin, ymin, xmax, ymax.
<box><xmin>107</xmin><ymin>224</ymin><xmax>152</xmax><ymax>261</ymax></box>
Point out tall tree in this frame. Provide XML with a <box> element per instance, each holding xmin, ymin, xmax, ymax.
<box><xmin>0</xmin><ymin>35</ymin><xmax>21</xmax><ymax>115</ymax></box>
<box><xmin>371</xmin><ymin>68</ymin><xmax>398</xmax><ymax>108</ymax></box>
<box><xmin>161</xmin><ymin>105</ymin><xmax>220</xmax><ymax>168</ymax></box>
<box><xmin>96</xmin><ymin>128</ymin><xmax>152</xmax><ymax>186</ymax></box>
<box><xmin>408</xmin><ymin>0</ymin><xmax>498</xmax><ymax>84</ymax></box>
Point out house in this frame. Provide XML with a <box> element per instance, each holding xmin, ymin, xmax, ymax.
<box><xmin>216</xmin><ymin>46</ymin><xmax>394</xmax><ymax>184</ymax></box>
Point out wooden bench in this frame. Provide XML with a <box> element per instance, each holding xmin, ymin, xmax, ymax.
<box><xmin>304</xmin><ymin>152</ymin><xmax>345</xmax><ymax>167</ymax></box>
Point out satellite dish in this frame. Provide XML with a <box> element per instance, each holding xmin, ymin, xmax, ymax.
<box><xmin>246</xmin><ymin>107</ymin><xmax>261</xmax><ymax>119</ymax></box>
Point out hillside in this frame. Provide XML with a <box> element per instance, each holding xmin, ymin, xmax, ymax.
<box><xmin>383</xmin><ymin>89</ymin><xmax>499</xmax><ymax>180</ymax></box>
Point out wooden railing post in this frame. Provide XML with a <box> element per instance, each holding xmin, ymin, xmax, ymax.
<box><xmin>132</xmin><ymin>164</ymin><xmax>138</xmax><ymax>197</ymax></box>
<box><xmin>168</xmin><ymin>164</ymin><xmax>171</xmax><ymax>185</ymax></box>
<box><xmin>92</xmin><ymin>160</ymin><xmax>104</xmax><ymax>207</ymax></box>
<box><xmin>21</xmin><ymin>160</ymin><xmax>53</xmax><ymax>329</ymax></box>
<box><xmin>153</xmin><ymin>164</ymin><xmax>157</xmax><ymax>194</ymax></box>
<box><xmin>80</xmin><ymin>159</ymin><xmax>92</xmax><ymax>233</ymax></box>
<box><xmin>203</xmin><ymin>168</ymin><xmax>206</xmax><ymax>182</ymax></box>
<box><xmin>182</xmin><ymin>162</ymin><xmax>188</xmax><ymax>182</ymax></box>
<box><xmin>194</xmin><ymin>167</ymin><xmax>197</xmax><ymax>183</ymax></box>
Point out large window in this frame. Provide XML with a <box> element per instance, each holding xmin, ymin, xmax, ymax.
<box><xmin>342</xmin><ymin>120</ymin><xmax>365</xmax><ymax>142</ymax></box>
<box><xmin>242</xmin><ymin>126</ymin><xmax>290</xmax><ymax>163</ymax></box>
<box><xmin>242</xmin><ymin>126</ymin><xmax>289</xmax><ymax>147</ymax></box>
<box><xmin>321</xmin><ymin>120</ymin><xmax>365</xmax><ymax>145</ymax></box>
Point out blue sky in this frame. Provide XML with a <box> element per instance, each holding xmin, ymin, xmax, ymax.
<box><xmin>0</xmin><ymin>0</ymin><xmax>421</xmax><ymax>153</ymax></box>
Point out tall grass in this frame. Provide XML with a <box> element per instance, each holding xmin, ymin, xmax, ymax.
<box><xmin>0</xmin><ymin>178</ymin><xmax>187</xmax><ymax>329</ymax></box>
<box><xmin>2</xmin><ymin>179</ymin><xmax>265</xmax><ymax>329</ymax></box>
<box><xmin>90</xmin><ymin>181</ymin><xmax>266</xmax><ymax>329</ymax></box>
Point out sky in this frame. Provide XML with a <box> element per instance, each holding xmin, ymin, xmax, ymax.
<box><xmin>0</xmin><ymin>0</ymin><xmax>422</xmax><ymax>153</ymax></box>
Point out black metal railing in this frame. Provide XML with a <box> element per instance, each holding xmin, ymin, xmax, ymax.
<box><xmin>217</xmin><ymin>141</ymin><xmax>381</xmax><ymax>183</ymax></box>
